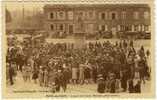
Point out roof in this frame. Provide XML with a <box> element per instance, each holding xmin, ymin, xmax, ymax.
<box><xmin>43</xmin><ymin>4</ymin><xmax>150</xmax><ymax>10</ymax></box>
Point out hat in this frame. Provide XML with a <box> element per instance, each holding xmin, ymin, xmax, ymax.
<box><xmin>58</xmin><ymin>70</ymin><xmax>61</xmax><ymax>73</ymax></box>
<box><xmin>97</xmin><ymin>77</ymin><xmax>104</xmax><ymax>81</ymax></box>
<box><xmin>39</xmin><ymin>66</ymin><xmax>43</xmax><ymax>69</ymax></box>
<box><xmin>97</xmin><ymin>74</ymin><xmax>103</xmax><ymax>78</ymax></box>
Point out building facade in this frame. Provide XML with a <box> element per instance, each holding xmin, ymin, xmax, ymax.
<box><xmin>43</xmin><ymin>4</ymin><xmax>150</xmax><ymax>37</ymax></box>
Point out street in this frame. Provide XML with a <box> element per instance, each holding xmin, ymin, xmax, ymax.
<box><xmin>5</xmin><ymin>71</ymin><xmax>151</xmax><ymax>97</ymax></box>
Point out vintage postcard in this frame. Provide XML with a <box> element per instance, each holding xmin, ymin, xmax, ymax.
<box><xmin>2</xmin><ymin>0</ymin><xmax>155</xmax><ymax>98</ymax></box>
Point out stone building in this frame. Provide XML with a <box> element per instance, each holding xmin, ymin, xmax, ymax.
<box><xmin>43</xmin><ymin>4</ymin><xmax>150</xmax><ymax>37</ymax></box>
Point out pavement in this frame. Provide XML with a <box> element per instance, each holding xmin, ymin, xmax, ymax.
<box><xmin>5</xmin><ymin>71</ymin><xmax>151</xmax><ymax>97</ymax></box>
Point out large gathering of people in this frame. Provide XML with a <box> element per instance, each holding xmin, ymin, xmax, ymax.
<box><xmin>6</xmin><ymin>36</ymin><xmax>151</xmax><ymax>93</ymax></box>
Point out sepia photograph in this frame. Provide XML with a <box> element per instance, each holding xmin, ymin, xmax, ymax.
<box><xmin>2</xmin><ymin>0</ymin><xmax>155</xmax><ymax>98</ymax></box>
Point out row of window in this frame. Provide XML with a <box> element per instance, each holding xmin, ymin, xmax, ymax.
<box><xmin>99</xmin><ymin>11</ymin><xmax>149</xmax><ymax>20</ymax></box>
<box><xmin>49</xmin><ymin>24</ymin><xmax>150</xmax><ymax>32</ymax></box>
<box><xmin>99</xmin><ymin>25</ymin><xmax>149</xmax><ymax>31</ymax></box>
<box><xmin>117</xmin><ymin>25</ymin><xmax>149</xmax><ymax>31</ymax></box>
<box><xmin>48</xmin><ymin>11</ymin><xmax>149</xmax><ymax>20</ymax></box>
<box><xmin>50</xmin><ymin>24</ymin><xmax>65</xmax><ymax>31</ymax></box>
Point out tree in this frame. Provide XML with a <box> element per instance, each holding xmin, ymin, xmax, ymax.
<box><xmin>24</xmin><ymin>11</ymin><xmax>44</xmax><ymax>30</ymax></box>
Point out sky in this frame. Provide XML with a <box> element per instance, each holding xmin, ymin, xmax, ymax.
<box><xmin>5</xmin><ymin>2</ymin><xmax>44</xmax><ymax>12</ymax></box>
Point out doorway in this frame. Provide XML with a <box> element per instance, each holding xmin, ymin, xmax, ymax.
<box><xmin>69</xmin><ymin>25</ymin><xmax>74</xmax><ymax>34</ymax></box>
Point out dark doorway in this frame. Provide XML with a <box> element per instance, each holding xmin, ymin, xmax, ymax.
<box><xmin>69</xmin><ymin>25</ymin><xmax>73</xmax><ymax>34</ymax></box>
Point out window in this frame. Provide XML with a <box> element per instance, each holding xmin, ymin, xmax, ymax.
<box><xmin>101</xmin><ymin>25</ymin><xmax>106</xmax><ymax>31</ymax></box>
<box><xmin>120</xmin><ymin>25</ymin><xmax>131</xmax><ymax>31</ymax></box>
<box><xmin>144</xmin><ymin>25</ymin><xmax>149</xmax><ymax>31</ymax></box>
<box><xmin>125</xmin><ymin>25</ymin><xmax>131</xmax><ymax>31</ymax></box>
<box><xmin>101</xmin><ymin>13</ymin><xmax>106</xmax><ymax>19</ymax></box>
<box><xmin>50</xmin><ymin>12</ymin><xmax>54</xmax><ymax>19</ymax></box>
<box><xmin>121</xmin><ymin>11</ymin><xmax>126</xmax><ymax>19</ymax></box>
<box><xmin>59</xmin><ymin>12</ymin><xmax>63</xmax><ymax>17</ymax></box>
<box><xmin>111</xmin><ymin>13</ymin><xmax>116</xmax><ymax>20</ymax></box>
<box><xmin>134</xmin><ymin>12</ymin><xmax>139</xmax><ymax>19</ymax></box>
<box><xmin>57</xmin><ymin>11</ymin><xmax>65</xmax><ymax>20</ymax></box>
<box><xmin>79</xmin><ymin>12</ymin><xmax>83</xmax><ymax>16</ymax></box>
<box><xmin>99</xmin><ymin>12</ymin><xmax>107</xmax><ymax>20</ymax></box>
<box><xmin>120</xmin><ymin>25</ymin><xmax>125</xmax><ymax>31</ymax></box>
<box><xmin>79</xmin><ymin>12</ymin><xmax>84</xmax><ymax>19</ymax></box>
<box><xmin>99</xmin><ymin>25</ymin><xmax>105</xmax><ymax>31</ymax></box>
<box><xmin>50</xmin><ymin>24</ymin><xmax>54</xmax><ymax>30</ymax></box>
<box><xmin>68</xmin><ymin>11</ymin><xmax>74</xmax><ymax>20</ymax></box>
<box><xmin>88</xmin><ymin>11</ymin><xmax>95</xmax><ymax>19</ymax></box>
<box><xmin>69</xmin><ymin>25</ymin><xmax>73</xmax><ymax>33</ymax></box>
<box><xmin>99</xmin><ymin>25</ymin><xmax>108</xmax><ymax>31</ymax></box>
<box><xmin>59</xmin><ymin>24</ymin><xmax>64</xmax><ymax>30</ymax></box>
<box><xmin>77</xmin><ymin>11</ymin><xmax>84</xmax><ymax>20</ymax></box>
<box><xmin>89</xmin><ymin>12</ymin><xmax>93</xmax><ymax>17</ymax></box>
<box><xmin>134</xmin><ymin>25</ymin><xmax>138</xmax><ymax>31</ymax></box>
<box><xmin>138</xmin><ymin>25</ymin><xmax>142</xmax><ymax>31</ymax></box>
<box><xmin>144</xmin><ymin>11</ymin><xmax>149</xmax><ymax>19</ymax></box>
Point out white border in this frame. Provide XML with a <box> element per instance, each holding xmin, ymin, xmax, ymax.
<box><xmin>0</xmin><ymin>0</ymin><xmax>156</xmax><ymax>100</ymax></box>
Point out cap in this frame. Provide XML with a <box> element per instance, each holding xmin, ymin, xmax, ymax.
<box><xmin>98</xmin><ymin>77</ymin><xmax>104</xmax><ymax>81</ymax></box>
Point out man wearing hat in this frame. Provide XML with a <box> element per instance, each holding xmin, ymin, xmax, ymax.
<box><xmin>54</xmin><ymin>70</ymin><xmax>61</xmax><ymax>92</ymax></box>
<box><xmin>61</xmin><ymin>66</ymin><xmax>70</xmax><ymax>92</ymax></box>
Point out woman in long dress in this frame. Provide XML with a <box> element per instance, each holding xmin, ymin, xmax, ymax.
<box><xmin>79</xmin><ymin>64</ymin><xmax>85</xmax><ymax>85</ymax></box>
<box><xmin>43</xmin><ymin>68</ymin><xmax>49</xmax><ymax>87</ymax></box>
<box><xmin>22</xmin><ymin>64</ymin><xmax>27</xmax><ymax>82</ymax></box>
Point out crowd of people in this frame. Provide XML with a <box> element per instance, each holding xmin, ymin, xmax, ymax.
<box><xmin>6</xmin><ymin>37</ymin><xmax>151</xmax><ymax>93</ymax></box>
